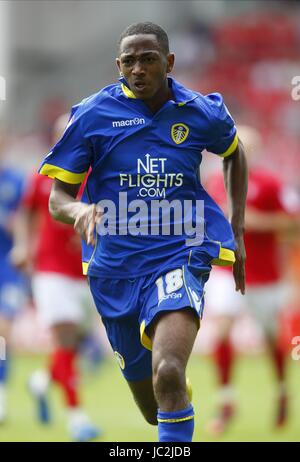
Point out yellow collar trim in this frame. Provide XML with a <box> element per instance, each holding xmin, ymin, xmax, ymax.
<box><xmin>121</xmin><ymin>83</ymin><xmax>136</xmax><ymax>99</ymax></box>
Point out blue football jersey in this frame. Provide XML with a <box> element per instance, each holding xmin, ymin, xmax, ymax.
<box><xmin>0</xmin><ymin>167</ymin><xmax>24</xmax><ymax>277</ymax></box>
<box><xmin>39</xmin><ymin>77</ymin><xmax>238</xmax><ymax>278</ymax></box>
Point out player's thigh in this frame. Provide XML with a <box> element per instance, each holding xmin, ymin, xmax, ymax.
<box><xmin>205</xmin><ymin>268</ymin><xmax>243</xmax><ymax>317</ymax></box>
<box><xmin>77</xmin><ymin>281</ymin><xmax>98</xmax><ymax>333</ymax></box>
<box><xmin>51</xmin><ymin>322</ymin><xmax>81</xmax><ymax>349</ymax></box>
<box><xmin>246</xmin><ymin>283</ymin><xmax>288</xmax><ymax>337</ymax></box>
<box><xmin>88</xmin><ymin>276</ymin><xmax>157</xmax><ymax>422</ymax></box>
<box><xmin>150</xmin><ymin>308</ymin><xmax>199</xmax><ymax>370</ymax></box>
<box><xmin>89</xmin><ymin>276</ymin><xmax>153</xmax><ymax>381</ymax></box>
<box><xmin>140</xmin><ymin>265</ymin><xmax>205</xmax><ymax>363</ymax></box>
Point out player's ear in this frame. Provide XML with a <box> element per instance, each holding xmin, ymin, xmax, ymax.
<box><xmin>116</xmin><ymin>58</ymin><xmax>122</xmax><ymax>75</ymax></box>
<box><xmin>166</xmin><ymin>53</ymin><xmax>175</xmax><ymax>74</ymax></box>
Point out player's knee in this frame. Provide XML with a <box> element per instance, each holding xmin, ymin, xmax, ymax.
<box><xmin>136</xmin><ymin>401</ymin><xmax>158</xmax><ymax>425</ymax></box>
<box><xmin>53</xmin><ymin>324</ymin><xmax>79</xmax><ymax>349</ymax></box>
<box><xmin>143</xmin><ymin>412</ymin><xmax>158</xmax><ymax>426</ymax></box>
<box><xmin>153</xmin><ymin>357</ymin><xmax>184</xmax><ymax>394</ymax></box>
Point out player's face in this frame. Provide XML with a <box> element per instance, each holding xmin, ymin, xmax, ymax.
<box><xmin>116</xmin><ymin>34</ymin><xmax>174</xmax><ymax>101</ymax></box>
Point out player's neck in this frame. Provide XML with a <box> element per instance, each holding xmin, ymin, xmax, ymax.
<box><xmin>144</xmin><ymin>81</ymin><xmax>173</xmax><ymax>114</ymax></box>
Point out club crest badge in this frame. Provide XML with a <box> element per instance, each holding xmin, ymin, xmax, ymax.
<box><xmin>171</xmin><ymin>123</ymin><xmax>189</xmax><ymax>145</ymax></box>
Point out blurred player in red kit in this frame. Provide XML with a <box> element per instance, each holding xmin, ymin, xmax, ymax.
<box><xmin>0</xmin><ymin>129</ymin><xmax>28</xmax><ymax>423</ymax></box>
<box><xmin>204</xmin><ymin>125</ymin><xmax>300</xmax><ymax>435</ymax></box>
<box><xmin>11</xmin><ymin>114</ymin><xmax>101</xmax><ymax>442</ymax></box>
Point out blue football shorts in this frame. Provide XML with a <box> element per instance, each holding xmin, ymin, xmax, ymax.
<box><xmin>0</xmin><ymin>264</ymin><xmax>27</xmax><ymax>320</ymax></box>
<box><xmin>89</xmin><ymin>260</ymin><xmax>210</xmax><ymax>382</ymax></box>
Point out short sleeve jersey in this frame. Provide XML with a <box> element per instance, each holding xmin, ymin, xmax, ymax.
<box><xmin>0</xmin><ymin>167</ymin><xmax>24</xmax><ymax>258</ymax></box>
<box><xmin>39</xmin><ymin>77</ymin><xmax>238</xmax><ymax>278</ymax></box>
<box><xmin>206</xmin><ymin>169</ymin><xmax>291</xmax><ymax>285</ymax></box>
<box><xmin>22</xmin><ymin>173</ymin><xmax>84</xmax><ymax>279</ymax></box>
<box><xmin>0</xmin><ymin>167</ymin><xmax>24</xmax><ymax>281</ymax></box>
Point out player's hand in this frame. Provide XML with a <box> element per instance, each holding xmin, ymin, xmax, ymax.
<box><xmin>73</xmin><ymin>203</ymin><xmax>103</xmax><ymax>246</ymax></box>
<box><xmin>10</xmin><ymin>246</ymin><xmax>32</xmax><ymax>275</ymax></box>
<box><xmin>233</xmin><ymin>234</ymin><xmax>246</xmax><ymax>295</ymax></box>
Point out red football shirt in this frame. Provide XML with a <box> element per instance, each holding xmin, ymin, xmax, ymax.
<box><xmin>206</xmin><ymin>168</ymin><xmax>288</xmax><ymax>286</ymax></box>
<box><xmin>22</xmin><ymin>173</ymin><xmax>84</xmax><ymax>279</ymax></box>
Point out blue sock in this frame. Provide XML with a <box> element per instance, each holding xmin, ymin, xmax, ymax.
<box><xmin>157</xmin><ymin>404</ymin><xmax>194</xmax><ymax>442</ymax></box>
<box><xmin>0</xmin><ymin>352</ymin><xmax>9</xmax><ymax>384</ymax></box>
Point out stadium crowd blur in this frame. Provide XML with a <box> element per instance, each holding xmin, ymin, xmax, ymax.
<box><xmin>1</xmin><ymin>5</ymin><xmax>300</xmax><ymax>356</ymax></box>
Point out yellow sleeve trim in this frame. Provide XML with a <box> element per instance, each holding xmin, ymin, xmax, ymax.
<box><xmin>211</xmin><ymin>247</ymin><xmax>236</xmax><ymax>266</ymax></box>
<box><xmin>82</xmin><ymin>262</ymin><xmax>89</xmax><ymax>275</ymax></box>
<box><xmin>158</xmin><ymin>415</ymin><xmax>194</xmax><ymax>424</ymax></box>
<box><xmin>219</xmin><ymin>133</ymin><xmax>238</xmax><ymax>158</ymax></box>
<box><xmin>140</xmin><ymin>320</ymin><xmax>152</xmax><ymax>351</ymax></box>
<box><xmin>39</xmin><ymin>163</ymin><xmax>87</xmax><ymax>184</ymax></box>
<box><xmin>121</xmin><ymin>83</ymin><xmax>136</xmax><ymax>99</ymax></box>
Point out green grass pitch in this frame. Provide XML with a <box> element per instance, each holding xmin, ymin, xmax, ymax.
<box><xmin>0</xmin><ymin>353</ymin><xmax>299</xmax><ymax>442</ymax></box>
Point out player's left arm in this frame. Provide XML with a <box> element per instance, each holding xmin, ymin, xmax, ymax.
<box><xmin>245</xmin><ymin>181</ymin><xmax>300</xmax><ymax>235</ymax></box>
<box><xmin>223</xmin><ymin>138</ymin><xmax>248</xmax><ymax>294</ymax></box>
<box><xmin>246</xmin><ymin>208</ymin><xmax>300</xmax><ymax>233</ymax></box>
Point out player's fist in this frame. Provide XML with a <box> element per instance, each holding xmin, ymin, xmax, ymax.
<box><xmin>73</xmin><ymin>203</ymin><xmax>103</xmax><ymax>246</ymax></box>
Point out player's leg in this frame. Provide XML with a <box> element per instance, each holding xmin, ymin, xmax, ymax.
<box><xmin>0</xmin><ymin>315</ymin><xmax>11</xmax><ymax>423</ymax></box>
<box><xmin>51</xmin><ymin>321</ymin><xmax>100</xmax><ymax>441</ymax></box>
<box><xmin>31</xmin><ymin>272</ymin><xmax>100</xmax><ymax>441</ymax></box>
<box><xmin>122</xmin><ymin>312</ymin><xmax>199</xmax><ymax>432</ymax></box>
<box><xmin>88</xmin><ymin>275</ymin><xmax>159</xmax><ymax>425</ymax></box>
<box><xmin>138</xmin><ymin>266</ymin><xmax>209</xmax><ymax>442</ymax></box>
<box><xmin>265</xmin><ymin>331</ymin><xmax>287</xmax><ymax>427</ymax></box>
<box><xmin>208</xmin><ymin>315</ymin><xmax>236</xmax><ymax>431</ymax></box>
<box><xmin>204</xmin><ymin>268</ymin><xmax>242</xmax><ymax>435</ymax></box>
<box><xmin>0</xmin><ymin>279</ymin><xmax>26</xmax><ymax>423</ymax></box>
<box><xmin>127</xmin><ymin>377</ymin><xmax>158</xmax><ymax>425</ymax></box>
<box><xmin>151</xmin><ymin>308</ymin><xmax>198</xmax><ymax>441</ymax></box>
<box><xmin>248</xmin><ymin>284</ymin><xmax>289</xmax><ymax>426</ymax></box>
<box><xmin>77</xmin><ymin>287</ymin><xmax>104</xmax><ymax>373</ymax></box>
<box><xmin>50</xmin><ymin>322</ymin><xmax>81</xmax><ymax>410</ymax></box>
<box><xmin>125</xmin><ymin>351</ymin><xmax>194</xmax><ymax>426</ymax></box>
<box><xmin>213</xmin><ymin>315</ymin><xmax>235</xmax><ymax>391</ymax></box>
<box><xmin>101</xmin><ymin>315</ymin><xmax>157</xmax><ymax>425</ymax></box>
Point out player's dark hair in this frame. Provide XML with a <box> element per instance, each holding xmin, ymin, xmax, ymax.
<box><xmin>118</xmin><ymin>22</ymin><xmax>169</xmax><ymax>55</ymax></box>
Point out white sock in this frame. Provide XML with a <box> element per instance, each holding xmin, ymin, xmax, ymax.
<box><xmin>218</xmin><ymin>385</ymin><xmax>235</xmax><ymax>406</ymax></box>
<box><xmin>67</xmin><ymin>407</ymin><xmax>91</xmax><ymax>431</ymax></box>
<box><xmin>0</xmin><ymin>384</ymin><xmax>6</xmax><ymax>421</ymax></box>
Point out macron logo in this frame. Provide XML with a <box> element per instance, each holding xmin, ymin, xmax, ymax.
<box><xmin>112</xmin><ymin>117</ymin><xmax>145</xmax><ymax>128</ymax></box>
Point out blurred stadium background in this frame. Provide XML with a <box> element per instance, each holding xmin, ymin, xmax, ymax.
<box><xmin>0</xmin><ymin>0</ymin><xmax>299</xmax><ymax>442</ymax></box>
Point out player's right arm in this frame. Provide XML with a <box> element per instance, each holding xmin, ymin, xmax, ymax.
<box><xmin>10</xmin><ymin>174</ymin><xmax>40</xmax><ymax>273</ymax></box>
<box><xmin>38</xmin><ymin>103</ymin><xmax>103</xmax><ymax>246</ymax></box>
<box><xmin>49</xmin><ymin>179</ymin><xmax>101</xmax><ymax>246</ymax></box>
